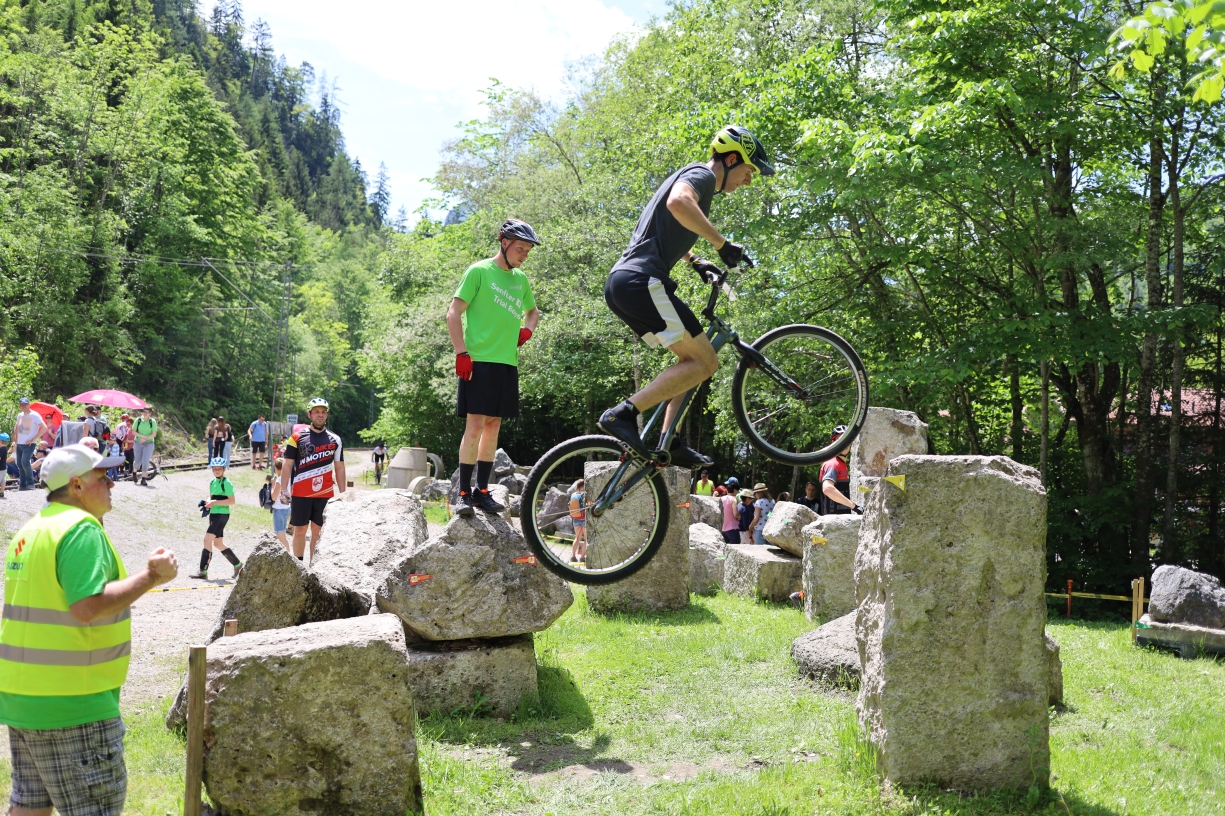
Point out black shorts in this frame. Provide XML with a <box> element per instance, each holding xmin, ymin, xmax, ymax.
<box><xmin>457</xmin><ymin>362</ymin><xmax>520</xmax><ymax>419</ymax></box>
<box><xmin>290</xmin><ymin>495</ymin><xmax>329</xmax><ymax>527</ymax></box>
<box><xmin>206</xmin><ymin>513</ymin><xmax>230</xmax><ymax>537</ymax></box>
<box><xmin>721</xmin><ymin>529</ymin><xmax>740</xmax><ymax>544</ymax></box>
<box><xmin>251</xmin><ymin>441</ymin><xmax>266</xmax><ymax>453</ymax></box>
<box><xmin>604</xmin><ymin>268</ymin><xmax>704</xmax><ymax>349</ymax></box>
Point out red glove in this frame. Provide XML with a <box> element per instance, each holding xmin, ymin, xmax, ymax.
<box><xmin>455</xmin><ymin>352</ymin><xmax>473</xmax><ymax>381</ymax></box>
<box><xmin>518</xmin><ymin>328</ymin><xmax>533</xmax><ymax>347</ymax></box>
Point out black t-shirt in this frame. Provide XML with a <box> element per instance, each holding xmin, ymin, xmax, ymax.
<box><xmin>614</xmin><ymin>163</ymin><xmax>716</xmax><ymax>279</ymax></box>
<box><xmin>796</xmin><ymin>495</ymin><xmax>820</xmax><ymax>512</ymax></box>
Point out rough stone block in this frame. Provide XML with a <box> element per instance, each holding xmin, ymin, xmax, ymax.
<box><xmin>1149</xmin><ymin>564</ymin><xmax>1225</xmax><ymax>629</ymax></box>
<box><xmin>689</xmin><ymin>523</ymin><xmax>726</xmax><ymax>595</ymax></box>
<box><xmin>1045</xmin><ymin>633</ymin><xmax>1063</xmax><ymax>706</ymax></box>
<box><xmin>405</xmin><ymin>635</ymin><xmax>537</xmax><ymax>717</ymax></box>
<box><xmin>587</xmin><ymin>467</ymin><xmax>691</xmax><ymax>613</ymax></box>
<box><xmin>763</xmin><ymin>501</ymin><xmax>818</xmax><ymax>557</ymax></box>
<box><xmin>849</xmin><ymin>407</ymin><xmax>929</xmax><ymax>496</ymax></box>
<box><xmin>203</xmin><ymin>536</ymin><xmax>363</xmax><ymax>644</ymax></box>
<box><xmin>792</xmin><ymin>611</ymin><xmax>859</xmax><ymax>687</ymax></box>
<box><xmin>197</xmin><ymin>615</ymin><xmax>423</xmax><ymax>816</ymax></box>
<box><xmin>492</xmin><ymin>448</ymin><xmax>517</xmax><ymax>477</ymax></box>
<box><xmin>722</xmin><ymin>544</ymin><xmax>802</xmax><ymax>603</ymax></box>
<box><xmin>801</xmin><ymin>515</ymin><xmax>862</xmax><ymax>621</ymax></box>
<box><xmin>538</xmin><ymin>486</ymin><xmax>575</xmax><ymax>536</ymax></box>
<box><xmin>688</xmin><ymin>494</ymin><xmax>722</xmax><ymax>528</ymax></box>
<box><xmin>856</xmin><ymin>455</ymin><xmax>1049</xmax><ymax>790</ymax></box>
<box><xmin>376</xmin><ymin>512</ymin><xmax>573</xmax><ymax>641</ymax></box>
<box><xmin>311</xmin><ymin>489</ymin><xmax>429</xmax><ymax>611</ymax></box>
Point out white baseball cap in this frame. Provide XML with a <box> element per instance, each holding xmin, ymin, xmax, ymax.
<box><xmin>40</xmin><ymin>444</ymin><xmax>125</xmax><ymax>491</ymax></box>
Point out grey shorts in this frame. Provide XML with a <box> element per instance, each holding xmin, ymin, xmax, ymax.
<box><xmin>8</xmin><ymin>717</ymin><xmax>127</xmax><ymax>816</ymax></box>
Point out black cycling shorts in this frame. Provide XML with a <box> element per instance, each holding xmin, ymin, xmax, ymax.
<box><xmin>457</xmin><ymin>361</ymin><xmax>520</xmax><ymax>419</ymax></box>
<box><xmin>604</xmin><ymin>268</ymin><xmax>704</xmax><ymax>349</ymax></box>
<box><xmin>290</xmin><ymin>495</ymin><xmax>330</xmax><ymax>528</ymax></box>
<box><xmin>251</xmin><ymin>441</ymin><xmax>266</xmax><ymax>453</ymax></box>
<box><xmin>206</xmin><ymin>513</ymin><xmax>230</xmax><ymax>538</ymax></box>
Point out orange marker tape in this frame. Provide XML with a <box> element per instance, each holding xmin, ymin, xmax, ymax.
<box><xmin>409</xmin><ymin>574</ymin><xmax>433</xmax><ymax>586</ymax></box>
<box><xmin>513</xmin><ymin>555</ymin><xmax>537</xmax><ymax>566</ymax></box>
<box><xmin>676</xmin><ymin>502</ymin><xmax>691</xmax><ymax>509</ymax></box>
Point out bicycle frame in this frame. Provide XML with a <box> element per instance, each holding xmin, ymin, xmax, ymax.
<box><xmin>590</xmin><ymin>269</ymin><xmax>809</xmax><ymax>518</ymax></box>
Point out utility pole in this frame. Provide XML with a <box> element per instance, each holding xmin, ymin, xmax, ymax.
<box><xmin>270</xmin><ymin>261</ymin><xmax>293</xmax><ymax>422</ymax></box>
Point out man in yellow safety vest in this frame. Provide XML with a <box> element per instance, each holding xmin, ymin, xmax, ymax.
<box><xmin>0</xmin><ymin>444</ymin><xmax>178</xmax><ymax>816</ymax></box>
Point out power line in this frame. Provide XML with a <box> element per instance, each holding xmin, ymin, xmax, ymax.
<box><xmin>13</xmin><ymin>243</ymin><xmax>296</xmax><ymax>271</ymax></box>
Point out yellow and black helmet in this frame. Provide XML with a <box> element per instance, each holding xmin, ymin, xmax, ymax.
<box><xmin>710</xmin><ymin>126</ymin><xmax>775</xmax><ymax>176</ymax></box>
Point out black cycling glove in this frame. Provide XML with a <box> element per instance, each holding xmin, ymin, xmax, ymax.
<box><xmin>853</xmin><ymin>504</ymin><xmax>864</xmax><ymax>515</ymax></box>
<box><xmin>689</xmin><ymin>257</ymin><xmax>721</xmax><ymax>283</ymax></box>
<box><xmin>717</xmin><ymin>241</ymin><xmax>750</xmax><ymax>268</ymax></box>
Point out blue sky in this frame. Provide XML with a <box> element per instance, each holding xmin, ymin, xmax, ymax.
<box><xmin>220</xmin><ymin>0</ymin><xmax>669</xmax><ymax>219</ymax></box>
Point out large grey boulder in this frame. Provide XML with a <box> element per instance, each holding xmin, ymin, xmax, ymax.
<box><xmin>1045</xmin><ymin>634</ymin><xmax>1063</xmax><ymax>706</ymax></box>
<box><xmin>538</xmin><ymin>486</ymin><xmax>575</xmax><ymax>536</ymax></box>
<box><xmin>801</xmin><ymin>515</ymin><xmax>862</xmax><ymax>621</ymax></box>
<box><xmin>792</xmin><ymin>611</ymin><xmax>859</xmax><ymax>687</ymax></box>
<box><xmin>689</xmin><ymin>523</ymin><xmax>727</xmax><ymax>595</ymax></box>
<box><xmin>310</xmin><ymin>490</ymin><xmax>429</xmax><ymax>611</ymax></box>
<box><xmin>376</xmin><ymin>511</ymin><xmax>573</xmax><ymax>641</ymax></box>
<box><xmin>688</xmin><ymin>494</ymin><xmax>723</xmax><ymax>529</ymax></box>
<box><xmin>762</xmin><ymin>501</ymin><xmax>818</xmax><ymax>557</ymax></box>
<box><xmin>497</xmin><ymin>472</ymin><xmax>527</xmax><ymax>496</ymax></box>
<box><xmin>196</xmin><ymin>615</ymin><xmax>423</xmax><ymax>816</ymax></box>
<box><xmin>492</xmin><ymin>448</ymin><xmax>516</xmax><ymax>477</ymax></box>
<box><xmin>202</xmin><ymin>536</ymin><xmax>363</xmax><ymax>644</ymax></box>
<box><xmin>723</xmin><ymin>544</ymin><xmax>802</xmax><ymax>603</ymax></box>
<box><xmin>857</xmin><ymin>455</ymin><xmax>1049</xmax><ymax>790</ymax></box>
<box><xmin>848</xmin><ymin>407</ymin><xmax>929</xmax><ymax>496</ymax></box>
<box><xmin>423</xmin><ymin>479</ymin><xmax>450</xmax><ymax>502</ymax></box>
<box><xmin>1149</xmin><ymin>565</ymin><xmax>1225</xmax><ymax>629</ymax></box>
<box><xmin>405</xmin><ymin>635</ymin><xmax>537</xmax><ymax>717</ymax></box>
<box><xmin>449</xmin><ymin>468</ymin><xmax>513</xmax><ymax>517</ymax></box>
<box><xmin>587</xmin><ymin>466</ymin><xmax>691</xmax><ymax>613</ymax></box>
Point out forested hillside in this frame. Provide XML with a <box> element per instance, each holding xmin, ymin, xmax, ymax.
<box><xmin>0</xmin><ymin>0</ymin><xmax>387</xmax><ymax>439</ymax></box>
<box><xmin>362</xmin><ymin>0</ymin><xmax>1225</xmax><ymax>588</ymax></box>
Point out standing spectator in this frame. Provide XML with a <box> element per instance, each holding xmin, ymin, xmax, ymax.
<box><xmin>106</xmin><ymin>438</ymin><xmax>123</xmax><ymax>481</ymax></box>
<box><xmin>248</xmin><ymin>414</ymin><xmax>268</xmax><ymax>470</ymax></box>
<box><xmin>819</xmin><ymin>425</ymin><xmax>862</xmax><ymax>516</ymax></box>
<box><xmin>12</xmin><ymin>397</ymin><xmax>48</xmax><ymax>492</ymax></box>
<box><xmin>0</xmin><ymin>432</ymin><xmax>8</xmax><ymax>498</ymax></box>
<box><xmin>188</xmin><ymin>457</ymin><xmax>242</xmax><ymax>580</ymax></box>
<box><xmin>795</xmin><ymin>481</ymin><xmax>822</xmax><ymax>512</ymax></box>
<box><xmin>723</xmin><ymin>476</ymin><xmax>740</xmax><ymax>494</ymax></box>
<box><xmin>120</xmin><ymin>416</ymin><xmax>135</xmax><ymax>479</ymax></box>
<box><xmin>279</xmin><ymin>398</ymin><xmax>345</xmax><ymax>563</ymax></box>
<box><xmin>737</xmin><ymin>489</ymin><xmax>755</xmax><ymax>544</ymax></box>
<box><xmin>777</xmin><ymin>491</ymin><xmax>791</xmax><ymax>503</ymax></box>
<box><xmin>719</xmin><ymin>484</ymin><xmax>741</xmax><ymax>544</ymax></box>
<box><xmin>713</xmin><ymin>484</ymin><xmax>728</xmax><ymax>498</ymax></box>
<box><xmin>0</xmin><ymin>443</ymin><xmax>177</xmax><ymax>816</ymax></box>
<box><xmin>445</xmin><ymin>218</ymin><xmax>541</xmax><ymax>518</ymax></box>
<box><xmin>694</xmin><ymin>469</ymin><xmax>714</xmax><ymax>496</ymax></box>
<box><xmin>112</xmin><ymin>414</ymin><xmax>129</xmax><ymax>460</ymax></box>
<box><xmin>83</xmin><ymin>406</ymin><xmax>100</xmax><ymax>441</ymax></box>
<box><xmin>269</xmin><ymin>457</ymin><xmax>292</xmax><ymax>552</ymax></box>
<box><xmin>750</xmin><ymin>483</ymin><xmax>775</xmax><ymax>545</ymax></box>
<box><xmin>204</xmin><ymin>418</ymin><xmax>218</xmax><ymax>460</ymax></box>
<box><xmin>131</xmin><ymin>406</ymin><xmax>158</xmax><ymax>487</ymax></box>
<box><xmin>81</xmin><ymin>437</ymin><xmax>100</xmax><ymax>452</ymax></box>
<box><xmin>219</xmin><ymin>417</ymin><xmax>234</xmax><ymax>466</ymax></box>
<box><xmin>568</xmin><ymin>479</ymin><xmax>588</xmax><ymax>564</ymax></box>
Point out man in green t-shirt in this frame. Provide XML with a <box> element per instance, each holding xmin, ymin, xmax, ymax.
<box><xmin>1</xmin><ymin>444</ymin><xmax>178</xmax><ymax>816</ymax></box>
<box><xmin>445</xmin><ymin>218</ymin><xmax>542</xmax><ymax>517</ymax></box>
<box><xmin>188</xmin><ymin>457</ymin><xmax>242</xmax><ymax>580</ymax></box>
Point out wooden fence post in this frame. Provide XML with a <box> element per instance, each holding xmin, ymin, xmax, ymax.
<box><xmin>224</xmin><ymin>619</ymin><xmax>238</xmax><ymax>637</ymax></box>
<box><xmin>184</xmin><ymin>645</ymin><xmax>207</xmax><ymax>816</ymax></box>
<box><xmin>1066</xmin><ymin>579</ymin><xmax>1073</xmax><ymax>619</ymax></box>
<box><xmin>1131</xmin><ymin>579</ymin><xmax>1139</xmax><ymax>643</ymax></box>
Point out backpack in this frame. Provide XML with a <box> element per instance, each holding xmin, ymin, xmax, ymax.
<box><xmin>94</xmin><ymin>416</ymin><xmax>111</xmax><ymax>441</ymax></box>
<box><xmin>258</xmin><ymin>483</ymin><xmax>273</xmax><ymax>510</ymax></box>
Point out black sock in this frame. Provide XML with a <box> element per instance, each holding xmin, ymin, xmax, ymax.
<box><xmin>199</xmin><ymin>550</ymin><xmax>212</xmax><ymax>572</ymax></box>
<box><xmin>297</xmin><ymin>555</ymin><xmax>303</xmax><ymax>561</ymax></box>
<box><xmin>476</xmin><ymin>460</ymin><xmax>493</xmax><ymax>491</ymax></box>
<box><xmin>459</xmin><ymin>462</ymin><xmax>475</xmax><ymax>494</ymax></box>
<box><xmin>219</xmin><ymin>548</ymin><xmax>240</xmax><ymax>566</ymax></box>
<box><xmin>613</xmin><ymin>400</ymin><xmax>640</xmax><ymax>420</ymax></box>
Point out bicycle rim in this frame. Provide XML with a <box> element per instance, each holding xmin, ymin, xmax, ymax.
<box><xmin>520</xmin><ymin>435</ymin><xmax>670</xmax><ymax>586</ymax></box>
<box><xmin>732</xmin><ymin>324</ymin><xmax>869</xmax><ymax>466</ymax></box>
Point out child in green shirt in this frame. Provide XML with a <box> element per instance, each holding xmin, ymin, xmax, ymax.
<box><xmin>189</xmin><ymin>457</ymin><xmax>242</xmax><ymax>579</ymax></box>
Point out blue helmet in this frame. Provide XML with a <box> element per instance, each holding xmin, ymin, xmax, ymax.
<box><xmin>210</xmin><ymin>457</ymin><xmax>228</xmax><ymax>468</ymax></box>
<box><xmin>0</xmin><ymin>432</ymin><xmax>9</xmax><ymax>442</ymax></box>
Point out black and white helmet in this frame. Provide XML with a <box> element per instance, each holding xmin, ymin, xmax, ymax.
<box><xmin>499</xmin><ymin>219</ymin><xmax>541</xmax><ymax>246</ymax></box>
<box><xmin>832</xmin><ymin>424</ymin><xmax>849</xmax><ymax>439</ymax></box>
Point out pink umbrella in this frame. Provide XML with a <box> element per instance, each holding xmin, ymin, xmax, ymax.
<box><xmin>68</xmin><ymin>389</ymin><xmax>150</xmax><ymax>410</ymax></box>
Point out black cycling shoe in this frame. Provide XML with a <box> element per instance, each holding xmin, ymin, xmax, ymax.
<box><xmin>472</xmin><ymin>488</ymin><xmax>505</xmax><ymax>514</ymax></box>
<box><xmin>453</xmin><ymin>490</ymin><xmax>475</xmax><ymax>518</ymax></box>
<box><xmin>598</xmin><ymin>408</ymin><xmax>651</xmax><ymax>459</ymax></box>
<box><xmin>667</xmin><ymin>440</ymin><xmax>714</xmax><ymax>470</ymax></box>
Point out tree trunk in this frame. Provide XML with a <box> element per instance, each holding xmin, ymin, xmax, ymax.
<box><xmin>1040</xmin><ymin>360</ymin><xmax>1050</xmax><ymax>486</ymax></box>
<box><xmin>1008</xmin><ymin>353</ymin><xmax>1023</xmax><ymax>461</ymax></box>
<box><xmin>1163</xmin><ymin>107</ymin><xmax>1186</xmax><ymax>561</ymax></box>
<box><xmin>1131</xmin><ymin>78</ymin><xmax>1167</xmax><ymax>570</ymax></box>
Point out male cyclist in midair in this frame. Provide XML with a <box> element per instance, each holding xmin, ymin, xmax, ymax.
<box><xmin>599</xmin><ymin>126</ymin><xmax>774</xmax><ymax>467</ymax></box>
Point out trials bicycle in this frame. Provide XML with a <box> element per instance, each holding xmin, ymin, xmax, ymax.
<box><xmin>520</xmin><ymin>259</ymin><xmax>869</xmax><ymax>585</ymax></box>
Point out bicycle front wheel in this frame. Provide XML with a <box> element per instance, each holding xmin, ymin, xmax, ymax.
<box><xmin>731</xmin><ymin>324</ymin><xmax>869</xmax><ymax>466</ymax></box>
<box><xmin>520</xmin><ymin>435</ymin><xmax>670</xmax><ymax>586</ymax></box>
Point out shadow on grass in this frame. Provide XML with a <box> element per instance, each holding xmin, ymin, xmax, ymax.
<box><xmin>900</xmin><ymin>785</ymin><xmax>1125</xmax><ymax>816</ymax></box>
<box><xmin>586</xmin><ymin>602</ymin><xmax>722</xmax><ymax>626</ymax></box>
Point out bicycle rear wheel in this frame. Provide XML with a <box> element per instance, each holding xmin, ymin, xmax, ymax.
<box><xmin>520</xmin><ymin>435</ymin><xmax>670</xmax><ymax>585</ymax></box>
<box><xmin>731</xmin><ymin>324</ymin><xmax>869</xmax><ymax>466</ymax></box>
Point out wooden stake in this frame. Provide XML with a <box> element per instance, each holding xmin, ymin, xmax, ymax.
<box><xmin>184</xmin><ymin>645</ymin><xmax>207</xmax><ymax>816</ymax></box>
<box><xmin>224</xmin><ymin>619</ymin><xmax>238</xmax><ymax>637</ymax></box>
<box><xmin>1066</xmin><ymin>579</ymin><xmax>1073</xmax><ymax>619</ymax></box>
<box><xmin>1131</xmin><ymin>579</ymin><xmax>1139</xmax><ymax>644</ymax></box>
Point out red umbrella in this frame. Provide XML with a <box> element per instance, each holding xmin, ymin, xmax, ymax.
<box><xmin>68</xmin><ymin>389</ymin><xmax>150</xmax><ymax>410</ymax></box>
<box><xmin>30</xmin><ymin>402</ymin><xmax>63</xmax><ymax>446</ymax></box>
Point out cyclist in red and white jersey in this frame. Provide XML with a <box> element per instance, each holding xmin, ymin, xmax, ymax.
<box><xmin>278</xmin><ymin>398</ymin><xmax>346</xmax><ymax>562</ymax></box>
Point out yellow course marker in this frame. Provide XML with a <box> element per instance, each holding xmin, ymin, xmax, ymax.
<box><xmin>146</xmin><ymin>582</ymin><xmax>235</xmax><ymax>594</ymax></box>
<box><xmin>810</xmin><ymin>535</ymin><xmax>828</xmax><ymax>546</ymax></box>
<box><xmin>858</xmin><ymin>485</ymin><xmax>872</xmax><ymax>493</ymax></box>
<box><xmin>883</xmin><ymin>475</ymin><xmax>906</xmax><ymax>490</ymax></box>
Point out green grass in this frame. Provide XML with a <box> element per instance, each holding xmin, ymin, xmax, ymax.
<box><xmin>423</xmin><ymin>501</ymin><xmax>450</xmax><ymax>526</ymax></box>
<box><xmin>3</xmin><ymin>594</ymin><xmax>1222</xmax><ymax>815</ymax></box>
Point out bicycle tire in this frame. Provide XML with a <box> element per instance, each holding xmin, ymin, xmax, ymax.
<box><xmin>731</xmin><ymin>324</ymin><xmax>869</xmax><ymax>466</ymax></box>
<box><xmin>520</xmin><ymin>435</ymin><xmax>671</xmax><ymax>586</ymax></box>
